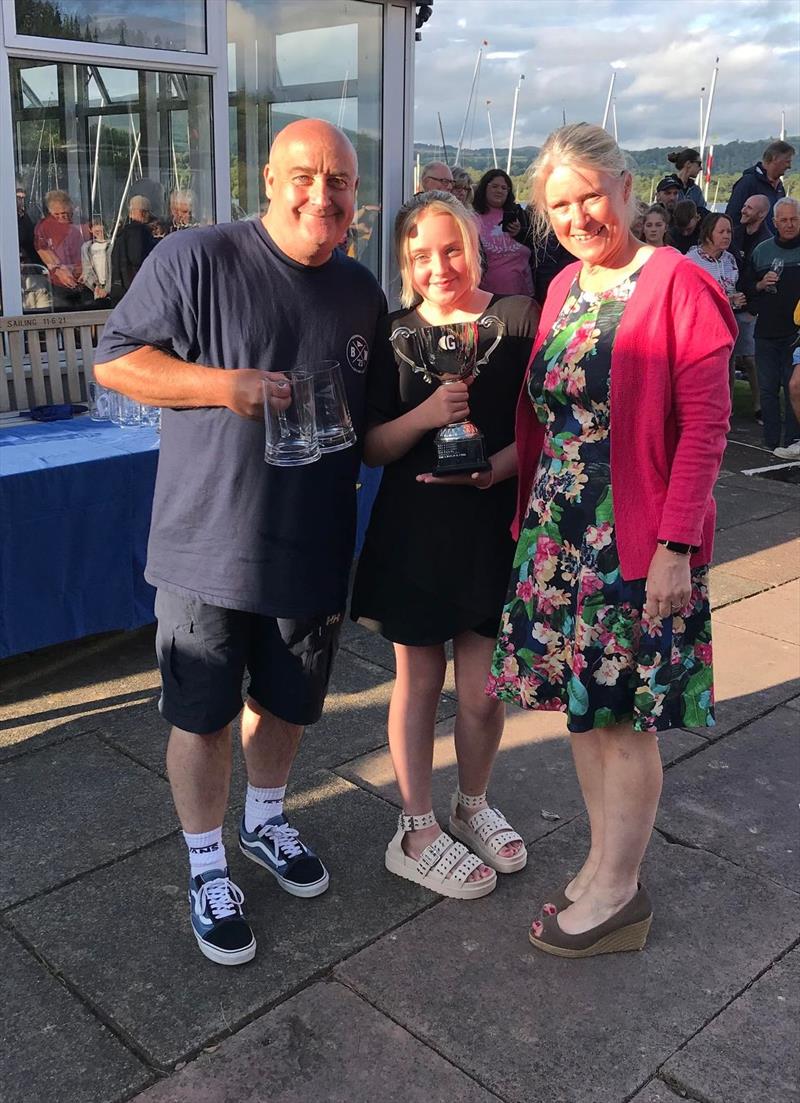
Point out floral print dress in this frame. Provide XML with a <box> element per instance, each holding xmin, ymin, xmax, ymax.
<box><xmin>487</xmin><ymin>274</ymin><xmax>715</xmax><ymax>733</ymax></box>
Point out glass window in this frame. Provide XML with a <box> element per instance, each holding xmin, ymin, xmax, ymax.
<box><xmin>11</xmin><ymin>58</ymin><xmax>214</xmax><ymax>313</ymax></box>
<box><xmin>13</xmin><ymin>0</ymin><xmax>206</xmax><ymax>53</ymax></box>
<box><xmin>227</xmin><ymin>0</ymin><xmax>383</xmax><ymax>280</ymax></box>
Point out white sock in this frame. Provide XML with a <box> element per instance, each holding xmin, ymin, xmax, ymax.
<box><xmin>245</xmin><ymin>784</ymin><xmax>286</xmax><ymax>832</ymax></box>
<box><xmin>183</xmin><ymin>827</ymin><xmax>226</xmax><ymax>879</ymax></box>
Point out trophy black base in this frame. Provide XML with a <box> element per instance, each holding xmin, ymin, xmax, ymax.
<box><xmin>432</xmin><ymin>438</ymin><xmax>492</xmax><ymax>477</ymax></box>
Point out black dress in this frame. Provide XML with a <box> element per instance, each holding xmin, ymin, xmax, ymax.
<box><xmin>351</xmin><ymin>294</ymin><xmax>538</xmax><ymax>645</ymax></box>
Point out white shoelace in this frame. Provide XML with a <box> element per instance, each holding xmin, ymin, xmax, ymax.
<box><xmin>256</xmin><ymin>820</ymin><xmax>304</xmax><ymax>860</ymax></box>
<box><xmin>196</xmin><ymin>877</ymin><xmax>244</xmax><ymax>920</ymax></box>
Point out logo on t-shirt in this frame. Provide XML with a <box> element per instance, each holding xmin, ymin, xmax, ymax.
<box><xmin>346</xmin><ymin>334</ymin><xmax>369</xmax><ymax>374</ymax></box>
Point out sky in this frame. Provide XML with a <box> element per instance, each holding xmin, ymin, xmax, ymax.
<box><xmin>414</xmin><ymin>0</ymin><xmax>800</xmax><ymax>151</ymax></box>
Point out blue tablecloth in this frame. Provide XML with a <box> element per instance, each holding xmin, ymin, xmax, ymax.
<box><xmin>0</xmin><ymin>418</ymin><xmax>159</xmax><ymax>658</ymax></box>
<box><xmin>0</xmin><ymin>417</ymin><xmax>382</xmax><ymax>659</ymax></box>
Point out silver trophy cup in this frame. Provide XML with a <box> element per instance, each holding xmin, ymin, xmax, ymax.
<box><xmin>390</xmin><ymin>318</ymin><xmax>503</xmax><ymax>475</ymax></box>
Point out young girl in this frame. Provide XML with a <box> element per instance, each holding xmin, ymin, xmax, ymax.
<box><xmin>351</xmin><ymin>191</ymin><xmax>539</xmax><ymax>899</ymax></box>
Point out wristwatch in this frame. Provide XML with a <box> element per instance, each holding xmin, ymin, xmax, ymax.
<box><xmin>658</xmin><ymin>540</ymin><xmax>697</xmax><ymax>555</ymax></box>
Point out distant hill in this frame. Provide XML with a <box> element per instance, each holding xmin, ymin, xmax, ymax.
<box><xmin>414</xmin><ymin>137</ymin><xmax>799</xmax><ymax>179</ymax></box>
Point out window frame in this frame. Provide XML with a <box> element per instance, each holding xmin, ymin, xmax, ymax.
<box><xmin>0</xmin><ymin>0</ymin><xmax>416</xmax><ymax>315</ymax></box>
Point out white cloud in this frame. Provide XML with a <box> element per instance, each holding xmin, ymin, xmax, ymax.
<box><xmin>414</xmin><ymin>0</ymin><xmax>799</xmax><ymax>149</ymax></box>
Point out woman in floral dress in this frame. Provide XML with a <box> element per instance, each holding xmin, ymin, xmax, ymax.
<box><xmin>487</xmin><ymin>124</ymin><xmax>737</xmax><ymax>957</ymax></box>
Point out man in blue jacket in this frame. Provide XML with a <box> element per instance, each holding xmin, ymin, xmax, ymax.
<box><xmin>726</xmin><ymin>141</ymin><xmax>795</xmax><ymax>236</ymax></box>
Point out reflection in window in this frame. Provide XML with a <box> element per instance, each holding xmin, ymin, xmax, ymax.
<box><xmin>11</xmin><ymin>59</ymin><xmax>214</xmax><ymax>312</ymax></box>
<box><xmin>228</xmin><ymin>0</ymin><xmax>383</xmax><ymax>280</ymax></box>
<box><xmin>14</xmin><ymin>0</ymin><xmax>206</xmax><ymax>53</ymax></box>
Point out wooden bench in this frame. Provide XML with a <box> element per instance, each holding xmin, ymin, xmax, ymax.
<box><xmin>0</xmin><ymin>310</ymin><xmax>112</xmax><ymax>413</ymax></box>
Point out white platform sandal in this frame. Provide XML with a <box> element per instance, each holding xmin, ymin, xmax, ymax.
<box><xmin>448</xmin><ymin>790</ymin><xmax>527</xmax><ymax>874</ymax></box>
<box><xmin>384</xmin><ymin>811</ymin><xmax>497</xmax><ymax>900</ymax></box>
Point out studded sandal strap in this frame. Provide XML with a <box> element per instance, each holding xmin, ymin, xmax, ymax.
<box><xmin>416</xmin><ymin>832</ymin><xmax>454</xmax><ymax>875</ymax></box>
<box><xmin>398</xmin><ymin>810</ymin><xmax>437</xmax><ymax>832</ymax></box>
<box><xmin>456</xmin><ymin>789</ymin><xmax>487</xmax><ymax>810</ymax></box>
<box><xmin>467</xmin><ymin>807</ymin><xmax>524</xmax><ymax>853</ymax></box>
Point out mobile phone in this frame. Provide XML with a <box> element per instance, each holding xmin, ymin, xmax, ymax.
<box><xmin>501</xmin><ymin>207</ymin><xmax>521</xmax><ymax>232</ymax></box>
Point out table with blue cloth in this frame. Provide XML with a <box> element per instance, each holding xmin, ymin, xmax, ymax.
<box><xmin>0</xmin><ymin>418</ymin><xmax>159</xmax><ymax>659</ymax></box>
<box><xmin>0</xmin><ymin>417</ymin><xmax>382</xmax><ymax>660</ymax></box>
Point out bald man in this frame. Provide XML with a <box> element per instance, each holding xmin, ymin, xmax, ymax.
<box><xmin>419</xmin><ymin>160</ymin><xmax>453</xmax><ymax>192</ymax></box>
<box><xmin>95</xmin><ymin>120</ymin><xmax>387</xmax><ymax>965</ymax></box>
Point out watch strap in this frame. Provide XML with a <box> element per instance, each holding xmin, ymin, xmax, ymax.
<box><xmin>658</xmin><ymin>540</ymin><xmax>696</xmax><ymax>555</ymax></box>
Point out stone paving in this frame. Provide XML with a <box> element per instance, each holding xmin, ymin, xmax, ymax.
<box><xmin>1</xmin><ymin>434</ymin><xmax>798</xmax><ymax>1103</ymax></box>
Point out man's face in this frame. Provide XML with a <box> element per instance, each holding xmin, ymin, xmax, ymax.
<box><xmin>421</xmin><ymin>164</ymin><xmax>453</xmax><ymax>192</ymax></box>
<box><xmin>48</xmin><ymin>201</ymin><xmax>73</xmax><ymax>223</ymax></box>
<box><xmin>775</xmin><ymin>205</ymin><xmax>800</xmax><ymax>241</ymax></box>
<box><xmin>16</xmin><ymin>190</ymin><xmax>25</xmax><ymax>213</ymax></box>
<box><xmin>656</xmin><ymin>187</ymin><xmax>680</xmax><ymax>211</ymax></box>
<box><xmin>130</xmin><ymin>205</ymin><xmax>150</xmax><ymax>223</ymax></box>
<box><xmin>740</xmin><ymin>198</ymin><xmax>767</xmax><ymax>227</ymax></box>
<box><xmin>766</xmin><ymin>152</ymin><xmax>793</xmax><ymax>180</ymax></box>
<box><xmin>264</xmin><ymin>128</ymin><xmax>358</xmax><ymax>265</ymax></box>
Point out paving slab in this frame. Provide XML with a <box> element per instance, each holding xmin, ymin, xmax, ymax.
<box><xmin>628</xmin><ymin>1082</ymin><xmax>688</xmax><ymax>1102</ymax></box>
<box><xmin>339</xmin><ymin>709</ymin><xmax>704</xmax><ymax>845</ymax></box>
<box><xmin>0</xmin><ymin>625</ymin><xmax>159</xmax><ymax>761</ymax></box>
<box><xmin>713</xmin><ymin>578</ymin><xmax>800</xmax><ymax>645</ymax></box>
<box><xmin>711</xmin><ymin>511</ymin><xmax>800</xmax><ymax>585</ymax></box>
<box><xmin>786</xmin><ymin>695</ymin><xmax>800</xmax><ymax>712</ymax></box>
<box><xmin>710</xmin><ymin>620</ymin><xmax>800</xmax><ymax>733</ymax></box>
<box><xmin>0</xmin><ymin>927</ymin><xmax>151</xmax><ymax>1103</ymax></box>
<box><xmin>130</xmin><ymin>978</ymin><xmax>499</xmax><ymax>1103</ymax></box>
<box><xmin>657</xmin><ymin>707</ymin><xmax>800</xmax><ymax>892</ymax></box>
<box><xmin>662</xmin><ymin>949</ymin><xmax>800</xmax><ymax>1103</ymax></box>
<box><xmin>335</xmin><ymin>822</ymin><xmax>799</xmax><ymax>1103</ymax></box>
<box><xmin>8</xmin><ymin>773</ymin><xmax>434</xmax><ymax>1069</ymax></box>
<box><xmin>708</xmin><ymin>566</ymin><xmax>768</xmax><ymax>610</ymax></box>
<box><xmin>0</xmin><ymin>732</ymin><xmax>175</xmax><ymax>907</ymax></box>
<box><xmin>713</xmin><ymin>481</ymin><xmax>797</xmax><ymax>532</ymax></box>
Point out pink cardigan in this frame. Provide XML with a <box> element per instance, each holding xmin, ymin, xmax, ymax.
<box><xmin>513</xmin><ymin>247</ymin><xmax>737</xmax><ymax>580</ymax></box>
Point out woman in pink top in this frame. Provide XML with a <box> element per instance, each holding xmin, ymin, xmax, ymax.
<box><xmin>473</xmin><ymin>169</ymin><xmax>534</xmax><ymax>297</ymax></box>
<box><xmin>487</xmin><ymin>124</ymin><xmax>736</xmax><ymax>958</ymax></box>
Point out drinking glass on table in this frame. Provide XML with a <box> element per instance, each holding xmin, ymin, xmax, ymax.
<box><xmin>88</xmin><ymin>381</ymin><xmax>111</xmax><ymax>421</ymax></box>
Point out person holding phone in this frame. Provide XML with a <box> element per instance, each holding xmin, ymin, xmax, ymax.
<box><xmin>473</xmin><ymin>169</ymin><xmax>534</xmax><ymax>297</ymax></box>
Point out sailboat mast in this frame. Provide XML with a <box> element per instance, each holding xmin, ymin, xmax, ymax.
<box><xmin>486</xmin><ymin>101</ymin><xmax>498</xmax><ymax>168</ymax></box>
<box><xmin>601</xmin><ymin>71</ymin><xmax>616</xmax><ymax>130</ymax></box>
<box><xmin>455</xmin><ymin>44</ymin><xmax>485</xmax><ymax>166</ymax></box>
<box><xmin>506</xmin><ymin>74</ymin><xmax>524</xmax><ymax>175</ymax></box>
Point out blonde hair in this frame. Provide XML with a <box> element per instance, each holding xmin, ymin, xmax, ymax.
<box><xmin>529</xmin><ymin>122</ymin><xmax>635</xmax><ymax>244</ymax></box>
<box><xmin>394</xmin><ymin>191</ymin><xmax>482</xmax><ymax>309</ymax></box>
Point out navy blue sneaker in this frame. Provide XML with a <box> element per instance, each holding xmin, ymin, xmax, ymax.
<box><xmin>239</xmin><ymin>814</ymin><xmax>329</xmax><ymax>898</ymax></box>
<box><xmin>188</xmin><ymin>867</ymin><xmax>256</xmax><ymax>965</ymax></box>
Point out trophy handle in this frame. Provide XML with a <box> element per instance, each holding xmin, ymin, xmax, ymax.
<box><xmin>389</xmin><ymin>326</ymin><xmax>421</xmax><ymax>372</ymax></box>
<box><xmin>474</xmin><ymin>314</ymin><xmax>506</xmax><ymax>375</ymax></box>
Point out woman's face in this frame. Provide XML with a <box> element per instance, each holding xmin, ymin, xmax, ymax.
<box><xmin>407</xmin><ymin>211</ymin><xmax>472</xmax><ymax>309</ymax></box>
<box><xmin>452</xmin><ymin>181</ymin><xmax>471</xmax><ymax>204</ymax></box>
<box><xmin>545</xmin><ymin>163</ymin><xmax>633</xmax><ymax>266</ymax></box>
<box><xmin>642</xmin><ymin>213</ymin><xmax>667</xmax><ymax>245</ymax></box>
<box><xmin>485</xmin><ymin>175</ymin><xmax>510</xmax><ymax>209</ymax></box>
<box><xmin>709</xmin><ymin>218</ymin><xmax>732</xmax><ymax>252</ymax></box>
<box><xmin>686</xmin><ymin>160</ymin><xmax>701</xmax><ymax>180</ymax></box>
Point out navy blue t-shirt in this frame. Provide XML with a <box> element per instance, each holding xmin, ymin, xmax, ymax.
<box><xmin>96</xmin><ymin>219</ymin><xmax>387</xmax><ymax>617</ymax></box>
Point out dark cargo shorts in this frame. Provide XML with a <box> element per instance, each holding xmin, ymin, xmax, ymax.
<box><xmin>154</xmin><ymin>589</ymin><xmax>344</xmax><ymax>734</ymax></box>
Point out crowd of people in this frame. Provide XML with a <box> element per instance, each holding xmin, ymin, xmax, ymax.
<box><xmin>16</xmin><ymin>183</ymin><xmax>201</xmax><ymax>311</ymax></box>
<box><xmin>418</xmin><ymin>139</ymin><xmax>799</xmax><ymax>459</ymax></box>
<box><xmin>86</xmin><ymin>118</ymin><xmax>795</xmax><ymax>968</ymax></box>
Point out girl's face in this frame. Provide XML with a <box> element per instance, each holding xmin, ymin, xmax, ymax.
<box><xmin>709</xmin><ymin>218</ymin><xmax>732</xmax><ymax>252</ymax></box>
<box><xmin>642</xmin><ymin>214</ymin><xmax>667</xmax><ymax>245</ymax></box>
<box><xmin>485</xmin><ymin>175</ymin><xmax>510</xmax><ymax>209</ymax></box>
<box><xmin>407</xmin><ymin>211</ymin><xmax>472</xmax><ymax>309</ymax></box>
